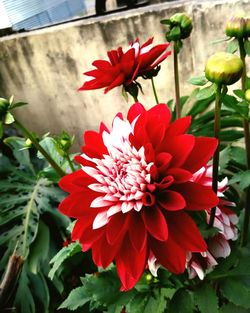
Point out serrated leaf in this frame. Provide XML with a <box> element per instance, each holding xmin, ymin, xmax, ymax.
<box><xmin>187</xmin><ymin>76</ymin><xmax>208</xmax><ymax>86</ymax></box>
<box><xmin>169</xmin><ymin>289</ymin><xmax>194</xmax><ymax>313</ymax></box>
<box><xmin>49</xmin><ymin>242</ymin><xmax>82</xmax><ymax>280</ymax></box>
<box><xmin>144</xmin><ymin>289</ymin><xmax>169</xmax><ymax>313</ymax></box>
<box><xmin>58</xmin><ymin>286</ymin><xmax>91</xmax><ymax>310</ymax></box>
<box><xmin>220</xmin><ymin>303</ymin><xmax>250</xmax><ymax>313</ymax></box>
<box><xmin>194</xmin><ymin>284</ymin><xmax>218</xmax><ymax>313</ymax></box>
<box><xmin>3</xmin><ymin>136</ymin><xmax>35</xmax><ymax>174</ymax></box>
<box><xmin>127</xmin><ymin>294</ymin><xmax>148</xmax><ymax>313</ymax></box>
<box><xmin>227</xmin><ymin>39</ymin><xmax>239</xmax><ymax>53</ymax></box>
<box><xmin>220</xmin><ymin>278</ymin><xmax>250</xmax><ymax>309</ymax></box>
<box><xmin>229</xmin><ymin>170</ymin><xmax>250</xmax><ymax>190</ymax></box>
<box><xmin>196</xmin><ymin>84</ymin><xmax>216</xmax><ymax>101</ymax></box>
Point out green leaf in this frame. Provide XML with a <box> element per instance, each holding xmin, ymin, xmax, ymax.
<box><xmin>144</xmin><ymin>289</ymin><xmax>169</xmax><ymax>313</ymax></box>
<box><xmin>3</xmin><ymin>136</ymin><xmax>35</xmax><ymax>174</ymax></box>
<box><xmin>49</xmin><ymin>242</ymin><xmax>82</xmax><ymax>280</ymax></box>
<box><xmin>196</xmin><ymin>84</ymin><xmax>216</xmax><ymax>101</ymax></box>
<box><xmin>15</xmin><ymin>268</ymin><xmax>36</xmax><ymax>313</ymax></box>
<box><xmin>220</xmin><ymin>303</ymin><xmax>250</xmax><ymax>313</ymax></box>
<box><xmin>220</xmin><ymin>278</ymin><xmax>250</xmax><ymax>309</ymax></box>
<box><xmin>58</xmin><ymin>286</ymin><xmax>91</xmax><ymax>310</ymax></box>
<box><xmin>28</xmin><ymin>220</ymin><xmax>50</xmax><ymax>274</ymax></box>
<box><xmin>227</xmin><ymin>39</ymin><xmax>239</xmax><ymax>53</ymax></box>
<box><xmin>194</xmin><ymin>283</ymin><xmax>219</xmax><ymax>313</ymax></box>
<box><xmin>169</xmin><ymin>289</ymin><xmax>194</xmax><ymax>313</ymax></box>
<box><xmin>29</xmin><ymin>272</ymin><xmax>50</xmax><ymax>313</ymax></box>
<box><xmin>127</xmin><ymin>294</ymin><xmax>148</xmax><ymax>313</ymax></box>
<box><xmin>229</xmin><ymin>170</ymin><xmax>250</xmax><ymax>190</ymax></box>
<box><xmin>4</xmin><ymin>111</ymin><xmax>15</xmax><ymax>124</ymax></box>
<box><xmin>9</xmin><ymin>101</ymin><xmax>28</xmax><ymax>110</ymax></box>
<box><xmin>187</xmin><ymin>76</ymin><xmax>208</xmax><ymax>86</ymax></box>
<box><xmin>234</xmin><ymin>89</ymin><xmax>246</xmax><ymax>99</ymax></box>
<box><xmin>160</xmin><ymin>18</ymin><xmax>171</xmax><ymax>25</ymax></box>
<box><xmin>244</xmin><ymin>40</ymin><xmax>250</xmax><ymax>56</ymax></box>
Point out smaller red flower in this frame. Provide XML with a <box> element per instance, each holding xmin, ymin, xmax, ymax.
<box><xmin>79</xmin><ymin>38</ymin><xmax>171</xmax><ymax>94</ymax></box>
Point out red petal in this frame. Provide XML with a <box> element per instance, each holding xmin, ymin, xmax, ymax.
<box><xmin>79</xmin><ymin>225</ymin><xmax>105</xmax><ymax>251</ymax></box>
<box><xmin>142</xmin><ymin>207</ymin><xmax>168</xmax><ymax>241</ymax></box>
<box><xmin>165</xmin><ymin>116</ymin><xmax>191</xmax><ymax>137</ymax></box>
<box><xmin>104</xmin><ymin>73</ymin><xmax>125</xmax><ymax>93</ymax></box>
<box><xmin>147</xmin><ymin>104</ymin><xmax>171</xmax><ymax>127</ymax></box>
<box><xmin>174</xmin><ymin>182</ymin><xmax>219</xmax><ymax>210</ymax></box>
<box><xmin>149</xmin><ymin>50</ymin><xmax>171</xmax><ymax>70</ymax></box>
<box><xmin>84</xmin><ymin>130</ymin><xmax>108</xmax><ymax>155</ymax></box>
<box><xmin>167</xmin><ymin>168</ymin><xmax>193</xmax><ymax>183</ymax></box>
<box><xmin>158</xmin><ymin>190</ymin><xmax>186</xmax><ymax>211</ymax></box>
<box><xmin>92</xmin><ymin>235</ymin><xmax>120</xmax><ymax>268</ymax></box>
<box><xmin>127</xmin><ymin>102</ymin><xmax>145</xmax><ymax>123</ymax></box>
<box><xmin>150</xmin><ymin>235</ymin><xmax>186</xmax><ymax>274</ymax></box>
<box><xmin>168</xmin><ymin>211</ymin><xmax>207</xmax><ymax>252</ymax></box>
<box><xmin>139</xmin><ymin>44</ymin><xmax>169</xmax><ymax>70</ymax></box>
<box><xmin>128</xmin><ymin>212</ymin><xmax>147</xmax><ymax>252</ymax></box>
<box><xmin>183</xmin><ymin>137</ymin><xmax>218</xmax><ymax>173</ymax></box>
<box><xmin>160</xmin><ymin>134</ymin><xmax>195</xmax><ymax>168</ymax></box>
<box><xmin>106</xmin><ymin>213</ymin><xmax>128</xmax><ymax>245</ymax></box>
<box><xmin>116</xmin><ymin>236</ymin><xmax>148</xmax><ymax>290</ymax></box>
<box><xmin>92</xmin><ymin>59</ymin><xmax>112</xmax><ymax>70</ymax></box>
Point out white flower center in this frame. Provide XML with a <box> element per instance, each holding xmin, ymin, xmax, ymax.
<box><xmin>81</xmin><ymin>117</ymin><xmax>153</xmax><ymax>229</ymax></box>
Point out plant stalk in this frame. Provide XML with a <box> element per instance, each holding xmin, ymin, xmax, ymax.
<box><xmin>14</xmin><ymin>119</ymin><xmax>65</xmax><ymax>177</ymax></box>
<box><xmin>174</xmin><ymin>41</ymin><xmax>181</xmax><ymax>119</ymax></box>
<box><xmin>209</xmin><ymin>83</ymin><xmax>222</xmax><ymax>227</ymax></box>
<box><xmin>239</xmin><ymin>38</ymin><xmax>250</xmax><ymax>246</ymax></box>
<box><xmin>151</xmin><ymin>77</ymin><xmax>159</xmax><ymax>104</ymax></box>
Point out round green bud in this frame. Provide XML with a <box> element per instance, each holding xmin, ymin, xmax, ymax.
<box><xmin>25</xmin><ymin>138</ymin><xmax>33</xmax><ymax>148</ymax></box>
<box><xmin>205</xmin><ymin>52</ymin><xmax>243</xmax><ymax>85</ymax></box>
<box><xmin>245</xmin><ymin>89</ymin><xmax>250</xmax><ymax>102</ymax></box>
<box><xmin>170</xmin><ymin>13</ymin><xmax>193</xmax><ymax>39</ymax></box>
<box><xmin>145</xmin><ymin>274</ymin><xmax>152</xmax><ymax>282</ymax></box>
<box><xmin>225</xmin><ymin>16</ymin><xmax>245</xmax><ymax>38</ymax></box>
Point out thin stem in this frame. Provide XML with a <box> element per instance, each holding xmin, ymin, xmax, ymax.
<box><xmin>151</xmin><ymin>77</ymin><xmax>159</xmax><ymax>104</ymax></box>
<box><xmin>65</xmin><ymin>153</ymin><xmax>75</xmax><ymax>173</ymax></box>
<box><xmin>209</xmin><ymin>83</ymin><xmax>222</xmax><ymax>227</ymax></box>
<box><xmin>14</xmin><ymin>119</ymin><xmax>65</xmax><ymax>177</ymax></box>
<box><xmin>174</xmin><ymin>41</ymin><xmax>181</xmax><ymax>119</ymax></box>
<box><xmin>239</xmin><ymin>38</ymin><xmax>250</xmax><ymax>246</ymax></box>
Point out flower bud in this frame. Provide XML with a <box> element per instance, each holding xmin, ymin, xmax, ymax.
<box><xmin>205</xmin><ymin>52</ymin><xmax>243</xmax><ymax>85</ymax></box>
<box><xmin>245</xmin><ymin>89</ymin><xmax>250</xmax><ymax>102</ymax></box>
<box><xmin>225</xmin><ymin>16</ymin><xmax>250</xmax><ymax>38</ymax></box>
<box><xmin>225</xmin><ymin>16</ymin><xmax>245</xmax><ymax>38</ymax></box>
<box><xmin>170</xmin><ymin>13</ymin><xmax>193</xmax><ymax>39</ymax></box>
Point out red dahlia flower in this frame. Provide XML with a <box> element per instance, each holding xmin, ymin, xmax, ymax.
<box><xmin>79</xmin><ymin>38</ymin><xmax>171</xmax><ymax>94</ymax></box>
<box><xmin>59</xmin><ymin>103</ymin><xmax>219</xmax><ymax>290</ymax></box>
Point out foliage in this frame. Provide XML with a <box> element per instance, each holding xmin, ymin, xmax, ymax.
<box><xmin>0</xmin><ymin>136</ymin><xmax>70</xmax><ymax>313</ymax></box>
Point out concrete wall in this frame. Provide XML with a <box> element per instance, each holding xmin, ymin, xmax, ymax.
<box><xmin>0</xmin><ymin>0</ymin><xmax>249</xmax><ymax>147</ymax></box>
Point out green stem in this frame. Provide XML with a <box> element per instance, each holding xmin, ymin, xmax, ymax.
<box><xmin>151</xmin><ymin>77</ymin><xmax>159</xmax><ymax>104</ymax></box>
<box><xmin>209</xmin><ymin>83</ymin><xmax>222</xmax><ymax>227</ymax></box>
<box><xmin>14</xmin><ymin>119</ymin><xmax>65</xmax><ymax>177</ymax></box>
<box><xmin>174</xmin><ymin>41</ymin><xmax>181</xmax><ymax>119</ymax></box>
<box><xmin>239</xmin><ymin>38</ymin><xmax>250</xmax><ymax>246</ymax></box>
<box><xmin>65</xmin><ymin>153</ymin><xmax>75</xmax><ymax>173</ymax></box>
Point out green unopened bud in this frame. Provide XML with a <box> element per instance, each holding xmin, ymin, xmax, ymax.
<box><xmin>145</xmin><ymin>274</ymin><xmax>152</xmax><ymax>282</ymax></box>
<box><xmin>245</xmin><ymin>89</ymin><xmax>250</xmax><ymax>102</ymax></box>
<box><xmin>205</xmin><ymin>52</ymin><xmax>243</xmax><ymax>85</ymax></box>
<box><xmin>170</xmin><ymin>13</ymin><xmax>193</xmax><ymax>39</ymax></box>
<box><xmin>25</xmin><ymin>138</ymin><xmax>33</xmax><ymax>148</ymax></box>
<box><xmin>225</xmin><ymin>16</ymin><xmax>250</xmax><ymax>38</ymax></box>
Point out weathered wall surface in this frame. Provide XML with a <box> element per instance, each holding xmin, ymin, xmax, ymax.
<box><xmin>0</xmin><ymin>0</ymin><xmax>249</xmax><ymax>146</ymax></box>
